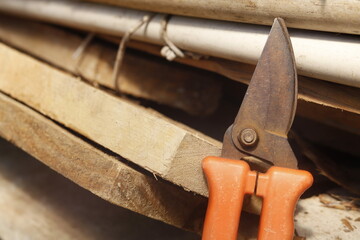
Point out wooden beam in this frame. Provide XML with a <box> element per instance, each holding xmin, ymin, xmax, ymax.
<box><xmin>0</xmin><ymin>42</ymin><xmax>222</xmax><ymax>197</ymax></box>
<box><xmin>125</xmin><ymin>40</ymin><xmax>360</xmax><ymax>115</ymax></box>
<box><xmin>0</xmin><ymin>91</ymin><xmax>206</xmax><ymax>232</ymax></box>
<box><xmin>0</xmin><ymin>15</ymin><xmax>222</xmax><ymax>115</ymax></box>
<box><xmin>124</xmin><ymin>39</ymin><xmax>360</xmax><ymax>134</ymax></box>
<box><xmin>1</xmin><ymin>16</ymin><xmax>358</xmax><ymax>134</ymax></box>
<box><xmin>0</xmin><ymin>138</ymin><xmax>199</xmax><ymax>239</ymax></box>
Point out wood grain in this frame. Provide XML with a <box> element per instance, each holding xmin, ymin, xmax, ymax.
<box><xmin>0</xmin><ymin>91</ymin><xmax>207</xmax><ymax>232</ymax></box>
<box><xmin>0</xmin><ymin>138</ymin><xmax>199</xmax><ymax>239</ymax></box>
<box><xmin>0</xmin><ymin>15</ymin><xmax>222</xmax><ymax>115</ymax></box>
<box><xmin>1</xmin><ymin>16</ymin><xmax>358</xmax><ymax>134</ymax></box>
<box><xmin>125</xmin><ymin>40</ymin><xmax>360</xmax><ymax>115</ymax></box>
<box><xmin>0</xmin><ymin>42</ymin><xmax>222</xmax><ymax>197</ymax></box>
<box><xmin>123</xmin><ymin>39</ymin><xmax>360</xmax><ymax>134</ymax></box>
<box><xmin>75</xmin><ymin>0</ymin><xmax>360</xmax><ymax>35</ymax></box>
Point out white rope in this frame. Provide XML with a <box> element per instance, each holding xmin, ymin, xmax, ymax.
<box><xmin>72</xmin><ymin>32</ymin><xmax>95</xmax><ymax>75</ymax></box>
<box><xmin>112</xmin><ymin>14</ymin><xmax>155</xmax><ymax>90</ymax></box>
<box><xmin>160</xmin><ymin>15</ymin><xmax>185</xmax><ymax>61</ymax></box>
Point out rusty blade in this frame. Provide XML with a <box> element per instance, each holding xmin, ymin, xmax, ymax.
<box><xmin>225</xmin><ymin>18</ymin><xmax>298</xmax><ymax>169</ymax></box>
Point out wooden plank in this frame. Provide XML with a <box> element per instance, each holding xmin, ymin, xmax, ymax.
<box><xmin>1</xmin><ymin>16</ymin><xmax>358</xmax><ymax>134</ymax></box>
<box><xmin>1</xmin><ymin>59</ymin><xmax>358</xmax><ymax>240</ymax></box>
<box><xmin>0</xmin><ymin>42</ymin><xmax>222</xmax><ymax>197</ymax></box>
<box><xmin>0</xmin><ymin>138</ymin><xmax>199</xmax><ymax>239</ymax></box>
<box><xmin>124</xmin><ymin>39</ymin><xmax>360</xmax><ymax>134</ymax></box>
<box><xmin>0</xmin><ymin>91</ymin><xmax>207</xmax><ymax>232</ymax></box>
<box><xmin>125</xmin><ymin>40</ymin><xmax>360</xmax><ymax>115</ymax></box>
<box><xmin>0</xmin><ymin>15</ymin><xmax>222</xmax><ymax>115</ymax></box>
<box><xmin>75</xmin><ymin>0</ymin><xmax>360</xmax><ymax>35</ymax></box>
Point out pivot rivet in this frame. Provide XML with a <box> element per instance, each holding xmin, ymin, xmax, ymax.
<box><xmin>239</xmin><ymin>128</ymin><xmax>258</xmax><ymax>147</ymax></box>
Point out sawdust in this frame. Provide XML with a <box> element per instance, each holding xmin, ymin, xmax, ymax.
<box><xmin>319</xmin><ymin>193</ymin><xmax>360</xmax><ymax>211</ymax></box>
<box><xmin>341</xmin><ymin>218</ymin><xmax>355</xmax><ymax>232</ymax></box>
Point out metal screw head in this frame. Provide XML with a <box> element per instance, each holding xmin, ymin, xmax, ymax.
<box><xmin>239</xmin><ymin>128</ymin><xmax>258</xmax><ymax>147</ymax></box>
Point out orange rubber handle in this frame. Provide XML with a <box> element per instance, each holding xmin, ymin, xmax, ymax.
<box><xmin>201</xmin><ymin>156</ymin><xmax>313</xmax><ymax>240</ymax></box>
<box><xmin>202</xmin><ymin>157</ymin><xmax>256</xmax><ymax>240</ymax></box>
<box><xmin>256</xmin><ymin>167</ymin><xmax>313</xmax><ymax>240</ymax></box>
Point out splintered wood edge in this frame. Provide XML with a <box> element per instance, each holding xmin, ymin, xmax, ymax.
<box><xmin>0</xmin><ymin>42</ymin><xmax>222</xmax><ymax>197</ymax></box>
<box><xmin>0</xmin><ymin>91</ymin><xmax>207</xmax><ymax>232</ymax></box>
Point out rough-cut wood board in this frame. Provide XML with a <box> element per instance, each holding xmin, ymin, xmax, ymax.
<box><xmin>75</xmin><ymin>0</ymin><xmax>360</xmax><ymax>35</ymax></box>
<box><xmin>2</xmin><ymin>15</ymin><xmax>358</xmax><ymax>117</ymax></box>
<box><xmin>0</xmin><ymin>15</ymin><xmax>222</xmax><ymax>115</ymax></box>
<box><xmin>1</xmin><ymin>16</ymin><xmax>358</xmax><ymax>133</ymax></box>
<box><xmin>0</xmin><ymin>138</ymin><xmax>199</xmax><ymax>239</ymax></box>
<box><xmin>0</xmin><ymin>42</ymin><xmax>222</xmax><ymax>197</ymax></box>
<box><xmin>1</xmin><ymin>60</ymin><xmax>358</xmax><ymax>240</ymax></box>
<box><xmin>125</xmin><ymin>40</ymin><xmax>360</xmax><ymax>115</ymax></box>
<box><xmin>125</xmin><ymin>40</ymin><xmax>360</xmax><ymax>134</ymax></box>
<box><xmin>0</xmin><ymin>92</ymin><xmax>207</xmax><ymax>232</ymax></box>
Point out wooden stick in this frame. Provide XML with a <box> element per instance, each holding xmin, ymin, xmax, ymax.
<box><xmin>0</xmin><ymin>42</ymin><xmax>222</xmax><ymax>197</ymax></box>
<box><xmin>0</xmin><ymin>15</ymin><xmax>222</xmax><ymax>116</ymax></box>
<box><xmin>0</xmin><ymin>91</ymin><xmax>207</xmax><ymax>232</ymax></box>
<box><xmin>74</xmin><ymin>0</ymin><xmax>360</xmax><ymax>35</ymax></box>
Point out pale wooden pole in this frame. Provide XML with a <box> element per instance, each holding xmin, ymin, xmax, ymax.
<box><xmin>76</xmin><ymin>0</ymin><xmax>360</xmax><ymax>35</ymax></box>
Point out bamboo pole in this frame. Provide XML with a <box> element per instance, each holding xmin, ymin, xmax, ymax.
<box><xmin>0</xmin><ymin>0</ymin><xmax>360</xmax><ymax>88</ymax></box>
<box><xmin>75</xmin><ymin>0</ymin><xmax>360</xmax><ymax>35</ymax></box>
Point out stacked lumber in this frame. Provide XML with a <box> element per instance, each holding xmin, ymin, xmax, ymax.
<box><xmin>1</xmin><ymin>0</ymin><xmax>360</xmax><ymax>88</ymax></box>
<box><xmin>0</xmin><ymin>139</ymin><xmax>199</xmax><ymax>239</ymax></box>
<box><xmin>0</xmin><ymin>0</ymin><xmax>359</xmax><ymax>239</ymax></box>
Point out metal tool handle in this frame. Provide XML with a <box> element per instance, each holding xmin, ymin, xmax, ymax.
<box><xmin>256</xmin><ymin>167</ymin><xmax>313</xmax><ymax>240</ymax></box>
<box><xmin>202</xmin><ymin>157</ymin><xmax>256</xmax><ymax>240</ymax></box>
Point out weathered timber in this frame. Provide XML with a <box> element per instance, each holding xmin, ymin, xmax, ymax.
<box><xmin>125</xmin><ymin>40</ymin><xmax>360</xmax><ymax>115</ymax></box>
<box><xmin>0</xmin><ymin>42</ymin><xmax>222</xmax><ymax>197</ymax></box>
<box><xmin>0</xmin><ymin>16</ymin><xmax>358</xmax><ymax>134</ymax></box>
<box><xmin>0</xmin><ymin>138</ymin><xmax>199</xmax><ymax>239</ymax></box>
<box><xmin>0</xmin><ymin>15</ymin><xmax>222</xmax><ymax>115</ymax></box>
<box><xmin>123</xmin><ymin>39</ymin><xmax>360</xmax><ymax>134</ymax></box>
<box><xmin>0</xmin><ymin>92</ymin><xmax>206</xmax><ymax>232</ymax></box>
<box><xmin>75</xmin><ymin>0</ymin><xmax>360</xmax><ymax>35</ymax></box>
<box><xmin>2</xmin><ymin>0</ymin><xmax>360</xmax><ymax>88</ymax></box>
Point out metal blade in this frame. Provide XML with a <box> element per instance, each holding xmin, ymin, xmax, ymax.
<box><xmin>227</xmin><ymin>18</ymin><xmax>298</xmax><ymax>169</ymax></box>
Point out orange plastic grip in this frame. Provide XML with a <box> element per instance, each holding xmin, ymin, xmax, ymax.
<box><xmin>202</xmin><ymin>156</ymin><xmax>313</xmax><ymax>240</ymax></box>
<box><xmin>202</xmin><ymin>157</ymin><xmax>256</xmax><ymax>240</ymax></box>
<box><xmin>256</xmin><ymin>167</ymin><xmax>313</xmax><ymax>240</ymax></box>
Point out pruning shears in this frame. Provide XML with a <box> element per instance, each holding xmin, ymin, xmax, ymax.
<box><xmin>202</xmin><ymin>18</ymin><xmax>313</xmax><ymax>240</ymax></box>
